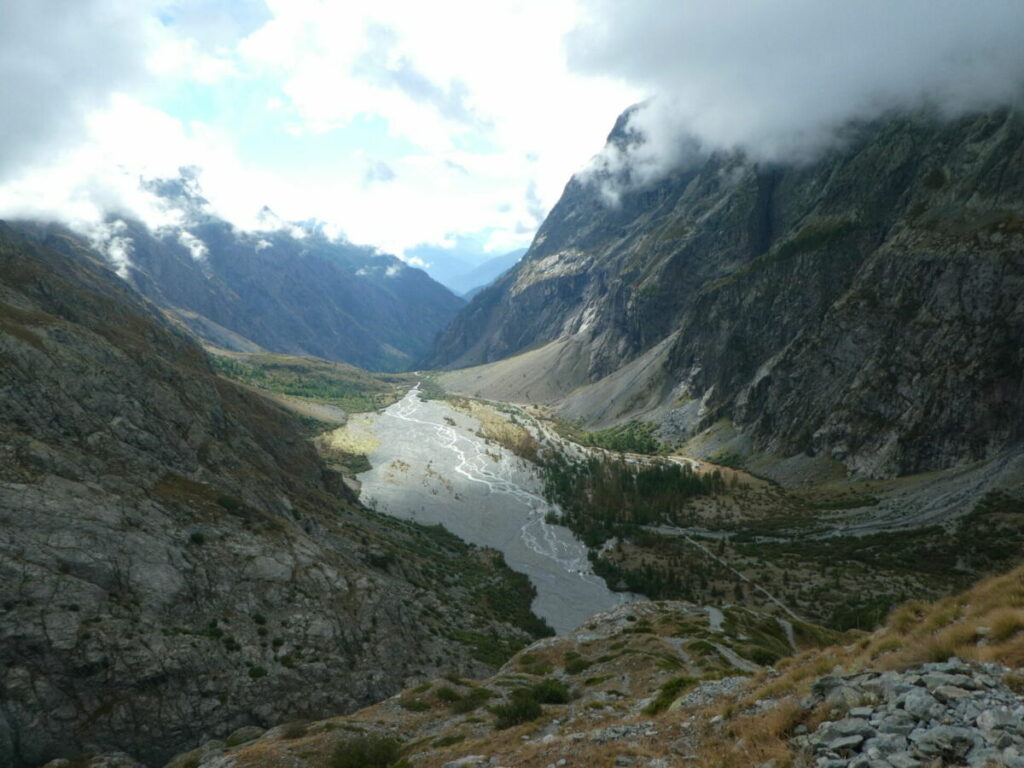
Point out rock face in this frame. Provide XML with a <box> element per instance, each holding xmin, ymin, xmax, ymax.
<box><xmin>0</xmin><ymin>225</ymin><xmax>543</xmax><ymax>767</ymax></box>
<box><xmin>16</xmin><ymin>208</ymin><xmax>464</xmax><ymax>373</ymax></box>
<box><xmin>428</xmin><ymin>107</ymin><xmax>1024</xmax><ymax>478</ymax></box>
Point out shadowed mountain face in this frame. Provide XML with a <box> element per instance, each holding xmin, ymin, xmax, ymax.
<box><xmin>134</xmin><ymin>220</ymin><xmax>463</xmax><ymax>371</ymax></box>
<box><xmin>0</xmin><ymin>224</ymin><xmax>543</xmax><ymax>767</ymax></box>
<box><xmin>18</xmin><ymin>207</ymin><xmax>465</xmax><ymax>372</ymax></box>
<box><xmin>428</xmin><ymin>108</ymin><xmax>1024</xmax><ymax>478</ymax></box>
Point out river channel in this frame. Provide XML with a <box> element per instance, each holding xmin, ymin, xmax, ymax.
<box><xmin>354</xmin><ymin>385</ymin><xmax>633</xmax><ymax>633</ymax></box>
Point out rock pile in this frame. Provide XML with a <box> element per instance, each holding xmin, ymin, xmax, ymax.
<box><xmin>795</xmin><ymin>658</ymin><xmax>1024</xmax><ymax>767</ymax></box>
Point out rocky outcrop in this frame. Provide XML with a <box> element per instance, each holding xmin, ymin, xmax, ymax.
<box><xmin>796</xmin><ymin>658</ymin><xmax>1024</xmax><ymax>767</ymax></box>
<box><xmin>0</xmin><ymin>225</ymin><xmax>543</xmax><ymax>767</ymax></box>
<box><xmin>428</xmin><ymin>108</ymin><xmax>1024</xmax><ymax>478</ymax></box>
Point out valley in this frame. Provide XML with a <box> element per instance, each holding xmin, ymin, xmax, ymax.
<box><xmin>1</xmin><ymin>93</ymin><xmax>1022</xmax><ymax>768</ymax></box>
<box><xmin>259</xmin><ymin>363</ymin><xmax>1024</xmax><ymax>636</ymax></box>
<box><xmin>2</xmin><ymin>3</ymin><xmax>1024</xmax><ymax>766</ymax></box>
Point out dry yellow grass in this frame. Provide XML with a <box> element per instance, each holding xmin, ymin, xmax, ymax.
<box><xmin>681</xmin><ymin>566</ymin><xmax>1024</xmax><ymax>767</ymax></box>
<box><xmin>695</xmin><ymin>698</ymin><xmax>804</xmax><ymax>768</ymax></box>
<box><xmin>451</xmin><ymin>399</ymin><xmax>541</xmax><ymax>462</ymax></box>
<box><xmin>986</xmin><ymin>607</ymin><xmax>1024</xmax><ymax>642</ymax></box>
<box><xmin>316</xmin><ymin>414</ymin><xmax>381</xmax><ymax>455</ymax></box>
<box><xmin>868</xmin><ymin>566</ymin><xmax>1024</xmax><ymax>669</ymax></box>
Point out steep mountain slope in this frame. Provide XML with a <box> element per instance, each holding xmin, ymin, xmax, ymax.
<box><xmin>0</xmin><ymin>224</ymin><xmax>546</xmax><ymax>767</ymax></box>
<box><xmin>162</xmin><ymin>564</ymin><xmax>1024</xmax><ymax>768</ymax></box>
<box><xmin>17</xmin><ymin>208</ymin><xmax>464</xmax><ymax>373</ymax></box>
<box><xmin>429</xmin><ymin>108</ymin><xmax>1024</xmax><ymax>478</ymax></box>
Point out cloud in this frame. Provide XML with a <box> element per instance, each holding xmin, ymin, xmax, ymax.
<box><xmin>177</xmin><ymin>229</ymin><xmax>209</xmax><ymax>260</ymax></box>
<box><xmin>235</xmin><ymin>1</ymin><xmax>638</xmax><ymax>251</ymax></box>
<box><xmin>354</xmin><ymin>24</ymin><xmax>486</xmax><ymax>129</ymax></box>
<box><xmin>0</xmin><ymin>0</ymin><xmax>156</xmax><ymax>178</ymax></box>
<box><xmin>524</xmin><ymin>181</ymin><xmax>547</xmax><ymax>226</ymax></box>
<box><xmin>0</xmin><ymin>0</ymin><xmax>640</xmax><ymax>267</ymax></box>
<box><xmin>86</xmin><ymin>219</ymin><xmax>135</xmax><ymax>278</ymax></box>
<box><xmin>568</xmin><ymin>0</ymin><xmax>1024</xmax><ymax>183</ymax></box>
<box><xmin>363</xmin><ymin>160</ymin><xmax>396</xmax><ymax>186</ymax></box>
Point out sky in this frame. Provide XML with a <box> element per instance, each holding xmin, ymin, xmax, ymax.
<box><xmin>0</xmin><ymin>0</ymin><xmax>637</xmax><ymax>266</ymax></box>
<box><xmin>0</xmin><ymin>1</ymin><xmax>1021</xmax><ymax>269</ymax></box>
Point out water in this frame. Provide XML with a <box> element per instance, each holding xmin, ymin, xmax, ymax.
<box><xmin>356</xmin><ymin>385</ymin><xmax>633</xmax><ymax>633</ymax></box>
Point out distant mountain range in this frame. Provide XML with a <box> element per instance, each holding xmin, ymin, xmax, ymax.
<box><xmin>13</xmin><ymin>198</ymin><xmax>465</xmax><ymax>372</ymax></box>
<box><xmin>420</xmin><ymin>247</ymin><xmax>527</xmax><ymax>297</ymax></box>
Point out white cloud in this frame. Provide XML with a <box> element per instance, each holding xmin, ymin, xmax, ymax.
<box><xmin>0</xmin><ymin>0</ymin><xmax>158</xmax><ymax>178</ymax></box>
<box><xmin>86</xmin><ymin>219</ymin><xmax>134</xmax><ymax>278</ymax></box>
<box><xmin>149</xmin><ymin>37</ymin><xmax>238</xmax><ymax>84</ymax></box>
<box><xmin>0</xmin><ymin>0</ymin><xmax>640</xmax><ymax>266</ymax></box>
<box><xmin>569</xmin><ymin>0</ymin><xmax>1024</xmax><ymax>182</ymax></box>
<box><xmin>177</xmin><ymin>229</ymin><xmax>209</xmax><ymax>261</ymax></box>
<box><xmin>234</xmin><ymin>0</ymin><xmax>637</xmax><ymax>250</ymax></box>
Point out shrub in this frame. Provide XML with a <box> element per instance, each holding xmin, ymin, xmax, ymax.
<box><xmin>432</xmin><ymin>734</ymin><xmax>466</xmax><ymax>747</ymax></box>
<box><xmin>563</xmin><ymin>653</ymin><xmax>592</xmax><ymax>674</ymax></box>
<box><xmin>280</xmin><ymin>720</ymin><xmax>308</xmax><ymax>739</ymax></box>
<box><xmin>451</xmin><ymin>686</ymin><xmax>492</xmax><ymax>714</ymax></box>
<box><xmin>517</xmin><ymin>652</ymin><xmax>552</xmax><ymax>676</ymax></box>
<box><xmin>398</xmin><ymin>698</ymin><xmax>430</xmax><ymax>712</ymax></box>
<box><xmin>331</xmin><ymin>735</ymin><xmax>405</xmax><ymax>768</ymax></box>
<box><xmin>217</xmin><ymin>494</ymin><xmax>243</xmax><ymax>512</ymax></box>
<box><xmin>643</xmin><ymin>676</ymin><xmax>696</xmax><ymax>715</ymax></box>
<box><xmin>435</xmin><ymin>686</ymin><xmax>461</xmax><ymax>703</ymax></box>
<box><xmin>531</xmin><ymin>678</ymin><xmax>571</xmax><ymax>704</ymax></box>
<box><xmin>490</xmin><ymin>691</ymin><xmax>543</xmax><ymax>729</ymax></box>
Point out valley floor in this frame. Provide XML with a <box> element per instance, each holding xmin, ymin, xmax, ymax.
<box><xmin>335</xmin><ymin>384</ymin><xmax>632</xmax><ymax>633</ymax></box>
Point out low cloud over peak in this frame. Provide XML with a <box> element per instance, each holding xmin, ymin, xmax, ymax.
<box><xmin>568</xmin><ymin>0</ymin><xmax>1024</xmax><ymax>185</ymax></box>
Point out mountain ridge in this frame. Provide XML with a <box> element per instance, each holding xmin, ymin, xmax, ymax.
<box><xmin>428</xmin><ymin>106</ymin><xmax>1024</xmax><ymax>479</ymax></box>
<box><xmin>13</xmin><ymin>210</ymin><xmax>464</xmax><ymax>372</ymax></box>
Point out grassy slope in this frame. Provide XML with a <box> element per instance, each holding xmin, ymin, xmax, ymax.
<box><xmin>209</xmin><ymin>348</ymin><xmax>415</xmax><ymax>415</ymax></box>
